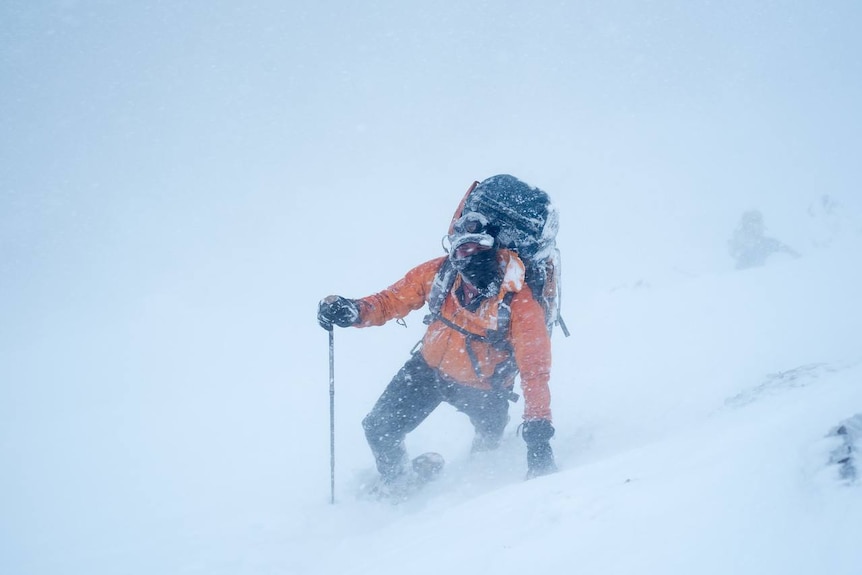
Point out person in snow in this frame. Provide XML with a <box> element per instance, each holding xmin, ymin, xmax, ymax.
<box><xmin>317</xmin><ymin>192</ymin><xmax>557</xmax><ymax>489</ymax></box>
<box><xmin>728</xmin><ymin>210</ymin><xmax>799</xmax><ymax>270</ymax></box>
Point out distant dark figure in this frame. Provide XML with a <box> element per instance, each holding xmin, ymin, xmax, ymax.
<box><xmin>728</xmin><ymin>210</ymin><xmax>799</xmax><ymax>270</ymax></box>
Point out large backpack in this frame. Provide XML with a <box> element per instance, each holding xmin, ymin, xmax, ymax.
<box><xmin>428</xmin><ymin>174</ymin><xmax>569</xmax><ymax>338</ymax></box>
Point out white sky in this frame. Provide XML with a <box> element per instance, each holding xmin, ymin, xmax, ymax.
<box><xmin>2</xmin><ymin>2</ymin><xmax>862</xmax><ymax>574</ymax></box>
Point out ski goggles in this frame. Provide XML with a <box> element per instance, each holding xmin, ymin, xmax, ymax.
<box><xmin>452</xmin><ymin>211</ymin><xmax>492</xmax><ymax>236</ymax></box>
<box><xmin>448</xmin><ymin>211</ymin><xmax>496</xmax><ymax>259</ymax></box>
<box><xmin>451</xmin><ymin>239</ymin><xmax>494</xmax><ymax>260</ymax></box>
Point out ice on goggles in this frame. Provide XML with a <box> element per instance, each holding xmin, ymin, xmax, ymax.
<box><xmin>449</xmin><ymin>212</ymin><xmax>495</xmax><ymax>258</ymax></box>
<box><xmin>451</xmin><ymin>239</ymin><xmax>494</xmax><ymax>260</ymax></box>
<box><xmin>453</xmin><ymin>212</ymin><xmax>491</xmax><ymax>235</ymax></box>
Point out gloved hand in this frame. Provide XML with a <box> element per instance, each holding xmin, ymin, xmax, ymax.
<box><xmin>522</xmin><ymin>419</ymin><xmax>558</xmax><ymax>479</ymax></box>
<box><xmin>317</xmin><ymin>295</ymin><xmax>360</xmax><ymax>330</ymax></box>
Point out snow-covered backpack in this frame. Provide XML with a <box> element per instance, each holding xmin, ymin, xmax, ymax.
<box><xmin>428</xmin><ymin>174</ymin><xmax>569</xmax><ymax>338</ymax></box>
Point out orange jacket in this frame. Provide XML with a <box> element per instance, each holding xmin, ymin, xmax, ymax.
<box><xmin>354</xmin><ymin>250</ymin><xmax>552</xmax><ymax>421</ymax></box>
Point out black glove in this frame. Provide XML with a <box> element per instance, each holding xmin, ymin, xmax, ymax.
<box><xmin>522</xmin><ymin>419</ymin><xmax>558</xmax><ymax>479</ymax></box>
<box><xmin>317</xmin><ymin>295</ymin><xmax>360</xmax><ymax>330</ymax></box>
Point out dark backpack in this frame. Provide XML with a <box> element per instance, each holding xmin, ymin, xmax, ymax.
<box><xmin>427</xmin><ymin>174</ymin><xmax>569</xmax><ymax>338</ymax></box>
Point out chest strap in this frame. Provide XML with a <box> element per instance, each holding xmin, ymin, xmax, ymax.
<box><xmin>426</xmin><ymin>291</ymin><xmax>516</xmax><ymax>384</ymax></box>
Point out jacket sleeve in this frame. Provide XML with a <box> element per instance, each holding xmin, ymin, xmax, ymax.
<box><xmin>354</xmin><ymin>257</ymin><xmax>446</xmax><ymax>327</ymax></box>
<box><xmin>509</xmin><ymin>288</ymin><xmax>553</xmax><ymax>421</ymax></box>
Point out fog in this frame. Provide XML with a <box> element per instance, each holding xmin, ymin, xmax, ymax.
<box><xmin>2</xmin><ymin>2</ymin><xmax>861</xmax><ymax>573</ymax></box>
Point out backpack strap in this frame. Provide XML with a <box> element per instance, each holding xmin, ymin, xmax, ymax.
<box><xmin>424</xmin><ymin>260</ymin><xmax>517</xmax><ymax>388</ymax></box>
<box><xmin>431</xmin><ymin>314</ymin><xmax>487</xmax><ymax>379</ymax></box>
<box><xmin>432</xmin><ymin>311</ymin><xmax>516</xmax><ymax>390</ymax></box>
<box><xmin>487</xmin><ymin>291</ymin><xmax>519</xmax><ymax>402</ymax></box>
<box><xmin>424</xmin><ymin>258</ymin><xmax>458</xmax><ymax>322</ymax></box>
<box><xmin>424</xmin><ymin>260</ymin><xmax>516</xmax><ymax>345</ymax></box>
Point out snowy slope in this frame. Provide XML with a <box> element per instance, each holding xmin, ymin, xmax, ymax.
<box><xmin>3</xmin><ymin>192</ymin><xmax>861</xmax><ymax>575</ymax></box>
<box><xmin>3</xmin><ymin>3</ymin><xmax>862</xmax><ymax>575</ymax></box>
<box><xmin>272</xmin><ymin>234</ymin><xmax>862</xmax><ymax>575</ymax></box>
<box><xmin>3</xmin><ymin>196</ymin><xmax>861</xmax><ymax>575</ymax></box>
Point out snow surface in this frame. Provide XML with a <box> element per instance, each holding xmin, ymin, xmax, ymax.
<box><xmin>3</xmin><ymin>2</ymin><xmax>862</xmax><ymax>575</ymax></box>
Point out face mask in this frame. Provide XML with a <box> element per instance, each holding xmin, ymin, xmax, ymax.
<box><xmin>452</xmin><ymin>248</ymin><xmax>500</xmax><ymax>295</ymax></box>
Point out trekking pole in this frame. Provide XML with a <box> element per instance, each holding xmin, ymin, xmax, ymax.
<box><xmin>328</xmin><ymin>328</ymin><xmax>336</xmax><ymax>504</ymax></box>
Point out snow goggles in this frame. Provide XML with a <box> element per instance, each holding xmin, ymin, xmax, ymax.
<box><xmin>449</xmin><ymin>212</ymin><xmax>495</xmax><ymax>260</ymax></box>
<box><xmin>452</xmin><ymin>212</ymin><xmax>492</xmax><ymax>236</ymax></box>
<box><xmin>451</xmin><ymin>241</ymin><xmax>494</xmax><ymax>260</ymax></box>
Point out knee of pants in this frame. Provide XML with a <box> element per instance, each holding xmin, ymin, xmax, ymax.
<box><xmin>362</xmin><ymin>412</ymin><xmax>396</xmax><ymax>447</ymax></box>
<box><xmin>361</xmin><ymin>412</ymin><xmax>380</xmax><ymax>436</ymax></box>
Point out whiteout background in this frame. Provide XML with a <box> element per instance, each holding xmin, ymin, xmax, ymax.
<box><xmin>2</xmin><ymin>2</ymin><xmax>861</xmax><ymax>574</ymax></box>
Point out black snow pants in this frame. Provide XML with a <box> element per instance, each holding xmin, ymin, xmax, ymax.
<box><xmin>362</xmin><ymin>352</ymin><xmax>512</xmax><ymax>480</ymax></box>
